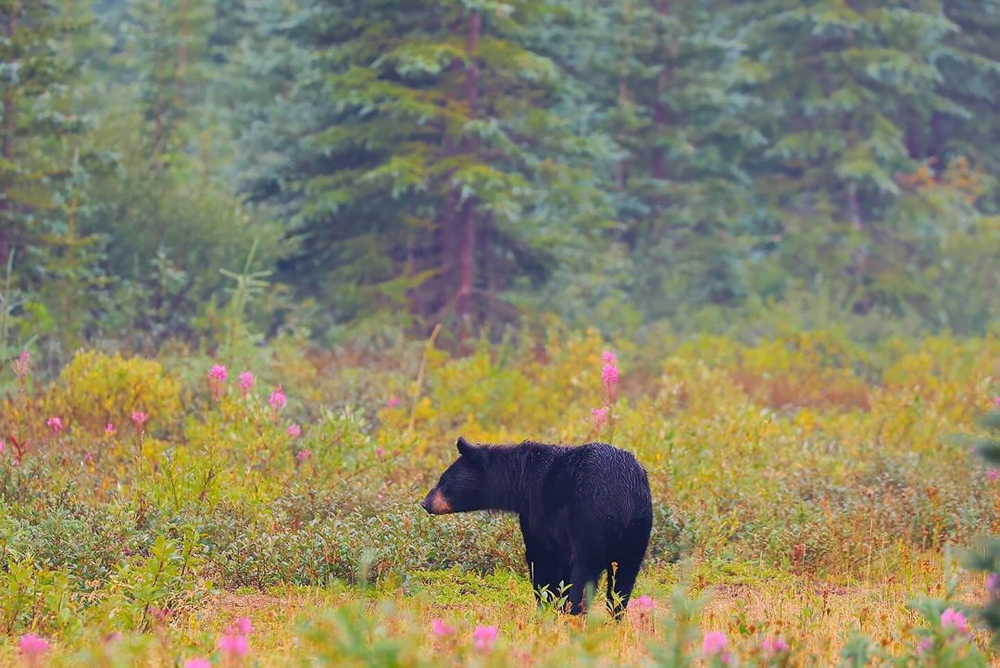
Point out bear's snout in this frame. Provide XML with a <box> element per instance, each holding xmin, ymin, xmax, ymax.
<box><xmin>421</xmin><ymin>488</ymin><xmax>452</xmax><ymax>514</ymax></box>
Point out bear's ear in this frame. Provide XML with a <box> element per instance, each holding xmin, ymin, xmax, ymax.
<box><xmin>456</xmin><ymin>436</ymin><xmax>477</xmax><ymax>459</ymax></box>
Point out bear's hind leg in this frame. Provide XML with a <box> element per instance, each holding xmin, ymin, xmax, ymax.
<box><xmin>567</xmin><ymin>558</ymin><xmax>604</xmax><ymax>615</ymax></box>
<box><xmin>606</xmin><ymin>558</ymin><xmax>641</xmax><ymax>621</ymax></box>
<box><xmin>607</xmin><ymin>514</ymin><xmax>653</xmax><ymax>620</ymax></box>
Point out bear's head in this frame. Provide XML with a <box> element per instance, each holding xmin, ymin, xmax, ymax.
<box><xmin>421</xmin><ymin>436</ymin><xmax>486</xmax><ymax>514</ymax></box>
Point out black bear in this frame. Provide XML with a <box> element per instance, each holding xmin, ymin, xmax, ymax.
<box><xmin>421</xmin><ymin>437</ymin><xmax>653</xmax><ymax>617</ymax></box>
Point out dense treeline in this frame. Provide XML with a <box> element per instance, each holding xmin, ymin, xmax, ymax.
<box><xmin>1</xmin><ymin>0</ymin><xmax>999</xmax><ymax>359</ymax></box>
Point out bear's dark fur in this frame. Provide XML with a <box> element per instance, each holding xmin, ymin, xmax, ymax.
<box><xmin>421</xmin><ymin>437</ymin><xmax>653</xmax><ymax>617</ymax></box>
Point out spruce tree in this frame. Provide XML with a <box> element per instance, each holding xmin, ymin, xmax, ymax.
<box><xmin>239</xmin><ymin>0</ymin><xmax>607</xmax><ymax>337</ymax></box>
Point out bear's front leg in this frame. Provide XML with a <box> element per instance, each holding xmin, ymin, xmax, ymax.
<box><xmin>521</xmin><ymin>525</ymin><xmax>568</xmax><ymax>607</ymax></box>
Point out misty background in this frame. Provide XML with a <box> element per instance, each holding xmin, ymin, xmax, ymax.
<box><xmin>1</xmin><ymin>0</ymin><xmax>999</xmax><ymax>362</ymax></box>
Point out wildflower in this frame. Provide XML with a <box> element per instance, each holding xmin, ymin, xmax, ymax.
<box><xmin>132</xmin><ymin>411</ymin><xmax>148</xmax><ymax>429</ymax></box>
<box><xmin>602</xmin><ymin>350</ymin><xmax>617</xmax><ymax>365</ymax></box>
<box><xmin>46</xmin><ymin>416</ymin><xmax>63</xmax><ymax>434</ymax></box>
<box><xmin>431</xmin><ymin>618</ymin><xmax>456</xmax><ymax>637</ymax></box>
<box><xmin>388</xmin><ymin>396</ymin><xmax>402</xmax><ymax>408</ymax></box>
<box><xmin>994</xmin><ymin>395</ymin><xmax>1000</xmax><ymax>407</ymax></box>
<box><xmin>234</xmin><ymin>617</ymin><xmax>253</xmax><ymax>635</ymax></box>
<box><xmin>703</xmin><ymin>631</ymin><xmax>729</xmax><ymax>656</ymax></box>
<box><xmin>84</xmin><ymin>452</ymin><xmax>94</xmax><ymax>466</ymax></box>
<box><xmin>602</xmin><ymin>362</ymin><xmax>619</xmax><ymax>401</ymax></box>
<box><xmin>472</xmin><ymin>625</ymin><xmax>498</xmax><ymax>652</ymax></box>
<box><xmin>591</xmin><ymin>407</ymin><xmax>608</xmax><ymax>431</ymax></box>
<box><xmin>12</xmin><ymin>350</ymin><xmax>31</xmax><ymax>383</ymax></box>
<box><xmin>287</xmin><ymin>424</ymin><xmax>302</xmax><ymax>438</ymax></box>
<box><xmin>238</xmin><ymin>371</ymin><xmax>255</xmax><ymax>397</ymax></box>
<box><xmin>296</xmin><ymin>448</ymin><xmax>311</xmax><ymax>464</ymax></box>
<box><xmin>762</xmin><ymin>636</ymin><xmax>789</xmax><ymax>655</ymax></box>
<box><xmin>0</xmin><ymin>438</ymin><xmax>4</xmax><ymax>454</ymax></box>
<box><xmin>218</xmin><ymin>633</ymin><xmax>249</xmax><ymax>657</ymax></box>
<box><xmin>185</xmin><ymin>659</ymin><xmax>212</xmax><ymax>668</ymax></box>
<box><xmin>917</xmin><ymin>638</ymin><xmax>933</xmax><ymax>656</ymax></box>
<box><xmin>209</xmin><ymin>364</ymin><xmax>228</xmax><ymax>400</ymax></box>
<box><xmin>376</xmin><ymin>447</ymin><xmax>385</xmax><ymax>458</ymax></box>
<box><xmin>150</xmin><ymin>606</ymin><xmax>172</xmax><ymax>623</ymax></box>
<box><xmin>19</xmin><ymin>634</ymin><xmax>50</xmax><ymax>657</ymax></box>
<box><xmin>989</xmin><ymin>468</ymin><xmax>999</xmax><ymax>483</ymax></box>
<box><xmin>988</xmin><ymin>573</ymin><xmax>999</xmax><ymax>594</ymax></box>
<box><xmin>105</xmin><ymin>422</ymin><xmax>117</xmax><ymax>436</ymax></box>
<box><xmin>269</xmin><ymin>386</ymin><xmax>287</xmax><ymax>411</ymax></box>
<box><xmin>632</xmin><ymin>595</ymin><xmax>655</xmax><ymax>613</ymax></box>
<box><xmin>941</xmin><ymin>608</ymin><xmax>969</xmax><ymax>635</ymax></box>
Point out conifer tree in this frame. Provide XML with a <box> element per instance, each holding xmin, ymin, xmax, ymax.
<box><xmin>0</xmin><ymin>0</ymin><xmax>88</xmax><ymax>265</ymax></box>
<box><xmin>240</xmin><ymin>0</ymin><xmax>607</xmax><ymax>335</ymax></box>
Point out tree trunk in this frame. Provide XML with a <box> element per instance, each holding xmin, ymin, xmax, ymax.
<box><xmin>651</xmin><ymin>2</ymin><xmax>672</xmax><ymax>182</ymax></box>
<box><xmin>455</xmin><ymin>9</ymin><xmax>480</xmax><ymax>326</ymax></box>
<box><xmin>615</xmin><ymin>0</ymin><xmax>632</xmax><ymax>190</ymax></box>
<box><xmin>0</xmin><ymin>2</ymin><xmax>17</xmax><ymax>267</ymax></box>
<box><xmin>847</xmin><ymin>183</ymin><xmax>863</xmax><ymax>230</ymax></box>
<box><xmin>456</xmin><ymin>198</ymin><xmax>475</xmax><ymax>320</ymax></box>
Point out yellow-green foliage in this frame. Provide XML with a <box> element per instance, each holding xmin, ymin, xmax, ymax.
<box><xmin>51</xmin><ymin>350</ymin><xmax>183</xmax><ymax>433</ymax></box>
<box><xmin>2</xmin><ymin>328</ymin><xmax>1000</xmax><ymax>667</ymax></box>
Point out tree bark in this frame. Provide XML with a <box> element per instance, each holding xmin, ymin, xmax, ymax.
<box><xmin>456</xmin><ymin>197</ymin><xmax>475</xmax><ymax>320</ymax></box>
<box><xmin>651</xmin><ymin>2</ymin><xmax>672</xmax><ymax>182</ymax></box>
<box><xmin>455</xmin><ymin>9</ymin><xmax>480</xmax><ymax>325</ymax></box>
<box><xmin>615</xmin><ymin>0</ymin><xmax>633</xmax><ymax>191</ymax></box>
<box><xmin>0</xmin><ymin>2</ymin><xmax>17</xmax><ymax>267</ymax></box>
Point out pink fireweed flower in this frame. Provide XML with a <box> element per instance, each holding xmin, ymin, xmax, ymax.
<box><xmin>269</xmin><ymin>386</ymin><xmax>287</xmax><ymax>411</ymax></box>
<box><xmin>602</xmin><ymin>362</ymin><xmax>619</xmax><ymax>401</ymax></box>
<box><xmin>431</xmin><ymin>618</ymin><xmax>456</xmax><ymax>637</ymax></box>
<box><xmin>994</xmin><ymin>395</ymin><xmax>1000</xmax><ymax>407</ymax></box>
<box><xmin>632</xmin><ymin>595</ymin><xmax>655</xmax><ymax>613</ymax></box>
<box><xmin>131</xmin><ymin>411</ymin><xmax>148</xmax><ymax>429</ymax></box>
<box><xmin>989</xmin><ymin>468</ymin><xmax>999</xmax><ymax>482</ymax></box>
<box><xmin>703</xmin><ymin>631</ymin><xmax>729</xmax><ymax>656</ymax></box>
<box><xmin>19</xmin><ymin>634</ymin><xmax>50</xmax><ymax>656</ymax></box>
<box><xmin>234</xmin><ymin>617</ymin><xmax>253</xmax><ymax>635</ymax></box>
<box><xmin>217</xmin><ymin>633</ymin><xmax>249</xmax><ymax>657</ymax></box>
<box><xmin>287</xmin><ymin>424</ymin><xmax>302</xmax><ymax>438</ymax></box>
<box><xmin>988</xmin><ymin>573</ymin><xmax>1000</xmax><ymax>594</ymax></box>
<box><xmin>917</xmin><ymin>638</ymin><xmax>933</xmax><ymax>656</ymax></box>
<box><xmin>472</xmin><ymin>625</ymin><xmax>498</xmax><ymax>652</ymax></box>
<box><xmin>209</xmin><ymin>364</ymin><xmax>228</xmax><ymax>400</ymax></box>
<box><xmin>105</xmin><ymin>422</ymin><xmax>117</xmax><ymax>436</ymax></box>
<box><xmin>941</xmin><ymin>608</ymin><xmax>969</xmax><ymax>635</ymax></box>
<box><xmin>185</xmin><ymin>659</ymin><xmax>212</xmax><ymax>668</ymax></box>
<box><xmin>12</xmin><ymin>349</ymin><xmax>31</xmax><ymax>380</ymax></box>
<box><xmin>84</xmin><ymin>452</ymin><xmax>94</xmax><ymax>465</ymax></box>
<box><xmin>591</xmin><ymin>407</ymin><xmax>608</xmax><ymax>431</ymax></box>
<box><xmin>762</xmin><ymin>636</ymin><xmax>789</xmax><ymax>655</ymax></box>
<box><xmin>46</xmin><ymin>416</ymin><xmax>63</xmax><ymax>434</ymax></box>
<box><xmin>602</xmin><ymin>350</ymin><xmax>617</xmax><ymax>365</ymax></box>
<box><xmin>388</xmin><ymin>396</ymin><xmax>402</xmax><ymax>408</ymax></box>
<box><xmin>238</xmin><ymin>371</ymin><xmax>255</xmax><ymax>397</ymax></box>
<box><xmin>296</xmin><ymin>448</ymin><xmax>311</xmax><ymax>464</ymax></box>
<box><xmin>0</xmin><ymin>438</ymin><xmax>4</xmax><ymax>454</ymax></box>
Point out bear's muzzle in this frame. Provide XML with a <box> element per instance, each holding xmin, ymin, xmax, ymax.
<box><xmin>421</xmin><ymin>488</ymin><xmax>453</xmax><ymax>514</ymax></box>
